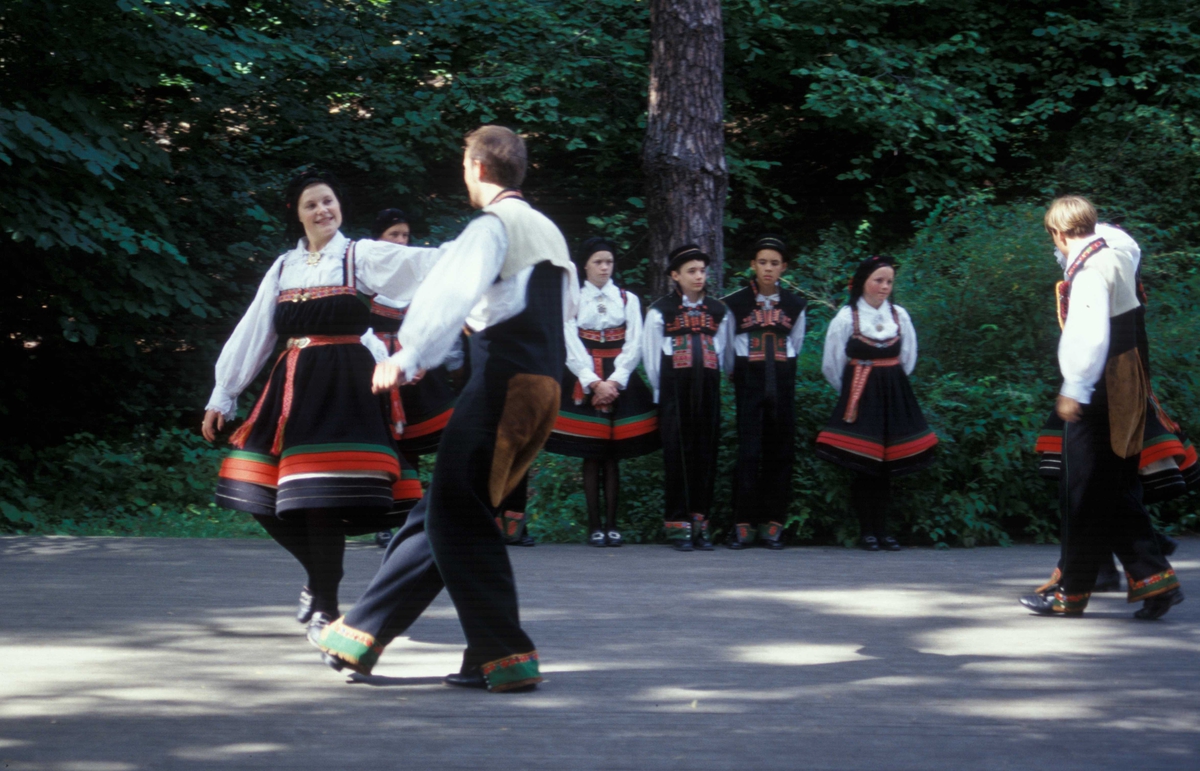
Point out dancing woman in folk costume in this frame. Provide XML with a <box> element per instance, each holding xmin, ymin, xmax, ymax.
<box><xmin>816</xmin><ymin>255</ymin><xmax>938</xmax><ymax>552</ymax></box>
<box><xmin>643</xmin><ymin>245</ymin><xmax>734</xmax><ymax>552</ymax></box>
<box><xmin>1021</xmin><ymin>198</ymin><xmax>1182</xmax><ymax>618</ymax></box>
<box><xmin>1032</xmin><ymin>222</ymin><xmax>1193</xmax><ymax>595</ymax></box>
<box><xmin>543</xmin><ymin>237</ymin><xmax>660</xmax><ymax>547</ymax></box>
<box><xmin>721</xmin><ymin>234</ymin><xmax>807</xmax><ymax>550</ymax></box>
<box><xmin>362</xmin><ymin>208</ymin><xmax>465</xmax><ymax>549</ymax></box>
<box><xmin>314</xmin><ymin>126</ymin><xmax>580</xmax><ymax>692</ymax></box>
<box><xmin>201</xmin><ymin>171</ymin><xmax>438</xmax><ymax>642</ymax></box>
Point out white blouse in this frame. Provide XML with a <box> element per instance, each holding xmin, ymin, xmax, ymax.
<box><xmin>205</xmin><ymin>231</ymin><xmax>445</xmax><ymax>419</ymax></box>
<box><xmin>565</xmin><ymin>280</ymin><xmax>643</xmax><ymax>391</ymax></box>
<box><xmin>730</xmin><ymin>291</ymin><xmax>808</xmax><ymax>358</ymax></box>
<box><xmin>642</xmin><ymin>294</ymin><xmax>735</xmax><ymax>403</ymax></box>
<box><xmin>821</xmin><ymin>298</ymin><xmax>918</xmax><ymax>392</ymax></box>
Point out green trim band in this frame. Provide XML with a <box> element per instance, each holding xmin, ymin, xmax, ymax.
<box><xmin>227</xmin><ymin>450</ymin><xmax>278</xmax><ymax>464</ymax></box>
<box><xmin>481</xmin><ymin>651</ymin><xmax>541</xmax><ymax>692</ymax></box>
<box><xmin>1127</xmin><ymin>569</ymin><xmax>1180</xmax><ymax>602</ymax></box>
<box><xmin>281</xmin><ymin>442</ymin><xmax>399</xmax><ymax>459</ymax></box>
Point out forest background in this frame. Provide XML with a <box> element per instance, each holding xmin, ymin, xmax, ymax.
<box><xmin>2</xmin><ymin>0</ymin><xmax>1197</xmax><ymax>545</ymax></box>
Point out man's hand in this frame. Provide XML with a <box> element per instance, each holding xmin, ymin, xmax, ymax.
<box><xmin>202</xmin><ymin>409</ymin><xmax>225</xmax><ymax>442</ymax></box>
<box><xmin>1056</xmin><ymin>394</ymin><xmax>1083</xmax><ymax>423</ymax></box>
<box><xmin>373</xmin><ymin>361</ymin><xmax>405</xmax><ymax>394</ymax></box>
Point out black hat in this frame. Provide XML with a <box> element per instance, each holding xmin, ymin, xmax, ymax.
<box><xmin>665</xmin><ymin>244</ymin><xmax>710</xmax><ymax>275</ymax></box>
<box><xmin>371</xmin><ymin>208</ymin><xmax>409</xmax><ymax>240</ymax></box>
<box><xmin>849</xmin><ymin>254</ymin><xmax>898</xmax><ymax>305</ymax></box>
<box><xmin>575</xmin><ymin>236</ymin><xmax>617</xmax><ymax>270</ymax></box>
<box><xmin>284</xmin><ymin>169</ymin><xmax>344</xmax><ymax>237</ymax></box>
<box><xmin>752</xmin><ymin>233</ymin><xmax>789</xmax><ymax>261</ymax></box>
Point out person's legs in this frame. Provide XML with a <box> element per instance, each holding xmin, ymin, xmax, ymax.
<box><xmin>253</xmin><ymin>513</ymin><xmax>314</xmax><ymax>583</ymax></box>
<box><xmin>304</xmin><ymin>510</ymin><xmax>346</xmax><ymax>618</ymax></box>
<box><xmin>1055</xmin><ymin>413</ymin><xmax>1109</xmax><ymax>611</ymax></box>
<box><xmin>603</xmin><ymin>457</ymin><xmax>619</xmax><ymax>533</ymax></box>
<box><xmin>583</xmin><ymin>458</ymin><xmax>603</xmax><ymax>540</ymax></box>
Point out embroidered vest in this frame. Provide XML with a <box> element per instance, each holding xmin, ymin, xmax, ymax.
<box><xmin>651</xmin><ymin>293</ymin><xmax>727</xmax><ymax>370</ymax></box>
<box><xmin>722</xmin><ymin>284</ymin><xmax>806</xmax><ymax>362</ymax></box>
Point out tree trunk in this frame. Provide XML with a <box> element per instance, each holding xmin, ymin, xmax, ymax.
<box><xmin>643</xmin><ymin>0</ymin><xmax>727</xmax><ymax>297</ymax></box>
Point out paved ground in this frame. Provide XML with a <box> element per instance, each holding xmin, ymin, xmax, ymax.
<box><xmin>0</xmin><ymin>536</ymin><xmax>1197</xmax><ymax>770</ymax></box>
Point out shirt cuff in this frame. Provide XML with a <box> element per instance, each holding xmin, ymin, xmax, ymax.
<box><xmin>206</xmin><ymin>387</ymin><xmax>238</xmax><ymax>421</ymax></box>
<box><xmin>578</xmin><ymin>371</ymin><xmax>601</xmax><ymax>391</ymax></box>
<box><xmin>1059</xmin><ymin>381</ymin><xmax>1094</xmax><ymax>404</ymax></box>
<box><xmin>390</xmin><ymin>347</ymin><xmax>422</xmax><ymax>381</ymax></box>
<box><xmin>610</xmin><ymin>369</ymin><xmax>631</xmax><ymax>389</ymax></box>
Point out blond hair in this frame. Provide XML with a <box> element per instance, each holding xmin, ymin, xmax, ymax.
<box><xmin>1044</xmin><ymin>195</ymin><xmax>1097</xmax><ymax>238</ymax></box>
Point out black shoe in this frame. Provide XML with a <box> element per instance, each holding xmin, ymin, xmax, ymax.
<box><xmin>513</xmin><ymin>533</ymin><xmax>537</xmax><ymax>547</ymax></box>
<box><xmin>673</xmin><ymin>539</ymin><xmax>694</xmax><ymax>552</ymax></box>
<box><xmin>1094</xmin><ymin>563</ymin><xmax>1122</xmax><ymax>592</ymax></box>
<box><xmin>296</xmin><ymin>588</ymin><xmax>314</xmax><ymax>625</ymax></box>
<box><xmin>374</xmin><ymin>530</ymin><xmax>393</xmax><ymax>549</ymax></box>
<box><xmin>860</xmin><ymin>536</ymin><xmax>880</xmax><ymax>552</ymax></box>
<box><xmin>1019</xmin><ymin>593</ymin><xmax>1081</xmax><ymax>616</ymax></box>
<box><xmin>1156</xmin><ymin>532</ymin><xmax>1180</xmax><ymax>557</ymax></box>
<box><xmin>726</xmin><ymin>539</ymin><xmax>747</xmax><ymax>550</ymax></box>
<box><xmin>694</xmin><ymin>535</ymin><xmax>714</xmax><ymax>551</ymax></box>
<box><xmin>606</xmin><ymin>530</ymin><xmax>623</xmax><ymax>547</ymax></box>
<box><xmin>588</xmin><ymin>531</ymin><xmax>606</xmax><ymax>548</ymax></box>
<box><xmin>880</xmin><ymin>536</ymin><xmax>902</xmax><ymax>552</ymax></box>
<box><xmin>321</xmin><ymin>651</ymin><xmax>344</xmax><ymax>672</ymax></box>
<box><xmin>1134</xmin><ymin>588</ymin><xmax>1184</xmax><ymax>620</ymax></box>
<box><xmin>306</xmin><ymin>612</ymin><xmax>335</xmax><ymax>648</ymax></box>
<box><xmin>762</xmin><ymin>539</ymin><xmax>784</xmax><ymax>551</ymax></box>
<box><xmin>445</xmin><ymin>666</ymin><xmax>488</xmax><ymax>689</ymax></box>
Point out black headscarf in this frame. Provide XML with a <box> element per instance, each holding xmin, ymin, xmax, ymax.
<box><xmin>371</xmin><ymin>208</ymin><xmax>409</xmax><ymax>240</ymax></box>
<box><xmin>574</xmin><ymin>237</ymin><xmax>618</xmax><ymax>284</ymax></box>
<box><xmin>848</xmin><ymin>254</ymin><xmax>898</xmax><ymax>306</ymax></box>
<box><xmin>283</xmin><ymin>169</ymin><xmax>345</xmax><ymax>239</ymax></box>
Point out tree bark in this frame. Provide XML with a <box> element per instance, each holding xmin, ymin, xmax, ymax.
<box><xmin>643</xmin><ymin>0</ymin><xmax>727</xmax><ymax>297</ymax></box>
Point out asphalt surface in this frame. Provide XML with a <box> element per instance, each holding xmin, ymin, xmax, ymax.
<box><xmin>1</xmin><ymin>536</ymin><xmax>1197</xmax><ymax>770</ymax></box>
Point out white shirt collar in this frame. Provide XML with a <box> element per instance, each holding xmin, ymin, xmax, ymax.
<box><xmin>296</xmin><ymin>231</ymin><xmax>348</xmax><ymax>259</ymax></box>
<box><xmin>682</xmin><ymin>293</ymin><xmax>706</xmax><ymax>308</ymax></box>
<box><xmin>856</xmin><ymin>297</ymin><xmax>891</xmax><ymax>316</ymax></box>
<box><xmin>582</xmin><ymin>279</ymin><xmax>620</xmax><ymax>301</ymax></box>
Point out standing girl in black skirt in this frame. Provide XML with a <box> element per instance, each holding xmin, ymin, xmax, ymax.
<box><xmin>201</xmin><ymin>171</ymin><xmax>439</xmax><ymax>641</ymax></box>
<box><xmin>543</xmin><ymin>237</ymin><xmax>660</xmax><ymax>546</ymax></box>
<box><xmin>815</xmin><ymin>255</ymin><xmax>938</xmax><ymax>551</ymax></box>
<box><xmin>363</xmin><ymin>208</ymin><xmax>464</xmax><ymax>548</ymax></box>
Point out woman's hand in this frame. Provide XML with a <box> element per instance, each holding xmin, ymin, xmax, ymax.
<box><xmin>408</xmin><ymin>368</ymin><xmax>427</xmax><ymax>385</ymax></box>
<box><xmin>592</xmin><ymin>380</ymin><xmax>619</xmax><ymax>406</ymax></box>
<box><xmin>202</xmin><ymin>409</ymin><xmax>225</xmax><ymax>442</ymax></box>
<box><xmin>373</xmin><ymin>361</ymin><xmax>405</xmax><ymax>394</ymax></box>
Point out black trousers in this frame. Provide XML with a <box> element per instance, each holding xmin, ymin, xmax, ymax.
<box><xmin>659</xmin><ymin>362</ymin><xmax>721</xmax><ymax>521</ymax></box>
<box><xmin>1059</xmin><ymin>404</ymin><xmax>1173</xmax><ymax>597</ymax></box>
<box><xmin>732</xmin><ymin>358</ymin><xmax>796</xmax><ymax>525</ymax></box>
<box><xmin>342</xmin><ymin>367</ymin><xmax>542</xmax><ymax>668</ymax></box>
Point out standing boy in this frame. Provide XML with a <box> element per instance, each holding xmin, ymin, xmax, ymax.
<box><xmin>1020</xmin><ymin>196</ymin><xmax>1182</xmax><ymax>618</ymax></box>
<box><xmin>643</xmin><ymin>245</ymin><xmax>734</xmax><ymax>551</ymax></box>
<box><xmin>315</xmin><ymin>126</ymin><xmax>579</xmax><ymax>690</ymax></box>
<box><xmin>722</xmin><ymin>235</ymin><xmax>807</xmax><ymax>549</ymax></box>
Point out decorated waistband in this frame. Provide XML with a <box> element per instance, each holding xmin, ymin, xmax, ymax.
<box><xmin>579</xmin><ymin>326</ymin><xmax>626</xmax><ymax>343</ymax></box>
<box><xmin>370</xmin><ymin>300</ymin><xmax>407</xmax><ymax>320</ymax></box>
<box><xmin>842</xmin><ymin>356</ymin><xmax>901</xmax><ymax>424</ymax></box>
<box><xmin>277</xmin><ymin>286</ymin><xmax>358</xmax><ymax>304</ymax></box>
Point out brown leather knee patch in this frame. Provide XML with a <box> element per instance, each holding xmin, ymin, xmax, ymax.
<box><xmin>1105</xmin><ymin>349</ymin><xmax>1146</xmax><ymax>458</ymax></box>
<box><xmin>489</xmin><ymin>374</ymin><xmax>561</xmax><ymax>507</ymax></box>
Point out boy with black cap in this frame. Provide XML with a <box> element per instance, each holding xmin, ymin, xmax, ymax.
<box><xmin>643</xmin><ymin>245</ymin><xmax>734</xmax><ymax>551</ymax></box>
<box><xmin>721</xmin><ymin>235</ymin><xmax>807</xmax><ymax>549</ymax></box>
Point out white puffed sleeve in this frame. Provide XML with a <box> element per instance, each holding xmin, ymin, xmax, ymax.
<box><xmin>1096</xmin><ymin>223</ymin><xmax>1141</xmax><ymax>272</ymax></box>
<box><xmin>1058</xmin><ymin>269</ymin><xmax>1111</xmax><ymax>404</ymax></box>
<box><xmin>609</xmin><ymin>292</ymin><xmax>644</xmax><ymax>389</ymax></box>
<box><xmin>360</xmin><ymin>329</ymin><xmax>390</xmax><ymax>363</ymax></box>
<box><xmin>716</xmin><ymin>312</ymin><xmax>735</xmax><ymax>375</ymax></box>
<box><xmin>353</xmin><ymin>238</ymin><xmax>447</xmax><ymax>301</ymax></box>
<box><xmin>205</xmin><ymin>256</ymin><xmax>285</xmax><ymax>420</ymax></box>
<box><xmin>896</xmin><ymin>305</ymin><xmax>919</xmax><ymax>375</ymax></box>
<box><xmin>789</xmin><ymin>309</ymin><xmax>807</xmax><ymax>357</ymax></box>
<box><xmin>565</xmin><ymin>318</ymin><xmax>601</xmax><ymax>390</ymax></box>
<box><xmin>642</xmin><ymin>307</ymin><xmax>665</xmax><ymax>403</ymax></box>
<box><xmin>821</xmin><ymin>306</ymin><xmax>853</xmax><ymax>392</ymax></box>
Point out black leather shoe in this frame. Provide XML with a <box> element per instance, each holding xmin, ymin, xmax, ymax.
<box><xmin>1134</xmin><ymin>588</ymin><xmax>1184</xmax><ymax>620</ymax></box>
<box><xmin>296</xmin><ymin>588</ymin><xmax>314</xmax><ymax>625</ymax></box>
<box><xmin>588</xmin><ymin>531</ymin><xmax>606</xmax><ymax>548</ymax></box>
<box><xmin>321</xmin><ymin>652</ymin><xmax>344</xmax><ymax>672</ymax></box>
<box><xmin>860</xmin><ymin>536</ymin><xmax>880</xmax><ymax>552</ymax></box>
<box><xmin>445</xmin><ymin>666</ymin><xmax>488</xmax><ymax>689</ymax></box>
<box><xmin>694</xmin><ymin>535</ymin><xmax>715</xmax><ymax>551</ymax></box>
<box><xmin>306</xmin><ymin>612</ymin><xmax>335</xmax><ymax>648</ymax></box>
<box><xmin>1018</xmin><ymin>593</ymin><xmax>1079</xmax><ymax>616</ymax></box>
<box><xmin>673</xmin><ymin>539</ymin><xmax>694</xmax><ymax>552</ymax></box>
<box><xmin>513</xmin><ymin>533</ymin><xmax>537</xmax><ymax>547</ymax></box>
<box><xmin>763</xmin><ymin>539</ymin><xmax>784</xmax><ymax>551</ymax></box>
<box><xmin>1094</xmin><ymin>563</ymin><xmax>1122</xmax><ymax>592</ymax></box>
<box><xmin>880</xmin><ymin>536</ymin><xmax>902</xmax><ymax>552</ymax></box>
<box><xmin>374</xmin><ymin>530</ymin><xmax>393</xmax><ymax>549</ymax></box>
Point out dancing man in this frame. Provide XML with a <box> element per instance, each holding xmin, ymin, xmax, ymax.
<box><xmin>315</xmin><ymin>125</ymin><xmax>578</xmax><ymax>690</ymax></box>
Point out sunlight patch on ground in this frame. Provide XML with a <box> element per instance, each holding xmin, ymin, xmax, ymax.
<box><xmin>915</xmin><ymin>619</ymin><xmax>1200</xmax><ymax>658</ymax></box>
<box><xmin>713</xmin><ymin>587</ymin><xmax>998</xmax><ymax>619</ymax></box>
<box><xmin>170</xmin><ymin>743</ymin><xmax>287</xmax><ymax>761</ymax></box>
<box><xmin>933</xmin><ymin>695</ymin><xmax>1107</xmax><ymax>720</ymax></box>
<box><xmin>731</xmin><ymin>643</ymin><xmax>875</xmax><ymax>667</ymax></box>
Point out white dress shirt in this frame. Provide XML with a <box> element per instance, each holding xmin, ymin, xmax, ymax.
<box><xmin>206</xmin><ymin>231</ymin><xmax>445</xmax><ymax>420</ymax></box>
<box><xmin>389</xmin><ymin>215</ymin><xmax>580</xmax><ymax>378</ymax></box>
<box><xmin>565</xmin><ymin>280</ymin><xmax>644</xmax><ymax>391</ymax></box>
<box><xmin>361</xmin><ymin>293</ymin><xmax>465</xmax><ymax>371</ymax></box>
<box><xmin>821</xmin><ymin>298</ymin><xmax>918</xmax><ymax>392</ymax></box>
<box><xmin>730</xmin><ymin>291</ymin><xmax>807</xmax><ymax>358</ymax></box>
<box><xmin>642</xmin><ymin>294</ymin><xmax>735</xmax><ymax>403</ymax></box>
